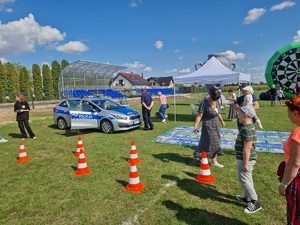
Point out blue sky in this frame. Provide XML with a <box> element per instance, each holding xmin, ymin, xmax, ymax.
<box><xmin>0</xmin><ymin>0</ymin><xmax>299</xmax><ymax>83</ymax></box>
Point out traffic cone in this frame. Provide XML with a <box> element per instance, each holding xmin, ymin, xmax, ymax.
<box><xmin>16</xmin><ymin>141</ymin><xmax>30</xmax><ymax>164</ymax></box>
<box><xmin>74</xmin><ymin>136</ymin><xmax>85</xmax><ymax>157</ymax></box>
<box><xmin>127</xmin><ymin>140</ymin><xmax>141</xmax><ymax>165</ymax></box>
<box><xmin>196</xmin><ymin>152</ymin><xmax>214</xmax><ymax>183</ymax></box>
<box><xmin>75</xmin><ymin>148</ymin><xmax>90</xmax><ymax>176</ymax></box>
<box><xmin>125</xmin><ymin>162</ymin><xmax>144</xmax><ymax>192</ymax></box>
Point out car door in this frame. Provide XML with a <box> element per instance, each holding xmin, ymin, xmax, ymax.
<box><xmin>70</xmin><ymin>100</ymin><xmax>99</xmax><ymax>130</ymax></box>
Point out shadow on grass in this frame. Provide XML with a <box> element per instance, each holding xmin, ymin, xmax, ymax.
<box><xmin>8</xmin><ymin>132</ymin><xmax>22</xmax><ymax>139</ymax></box>
<box><xmin>162</xmin><ymin>174</ymin><xmax>245</xmax><ymax>207</ymax></box>
<box><xmin>162</xmin><ymin>200</ymin><xmax>247</xmax><ymax>225</ymax></box>
<box><xmin>152</xmin><ymin>152</ymin><xmax>199</xmax><ymax>167</ymax></box>
<box><xmin>116</xmin><ymin>179</ymin><xmax>128</xmax><ymax>188</ymax></box>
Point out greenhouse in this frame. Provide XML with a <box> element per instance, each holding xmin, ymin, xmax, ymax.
<box><xmin>59</xmin><ymin>60</ymin><xmax>127</xmax><ymax>98</ymax></box>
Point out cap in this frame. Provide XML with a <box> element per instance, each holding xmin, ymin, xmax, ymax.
<box><xmin>240</xmin><ymin>106</ymin><xmax>255</xmax><ymax>118</ymax></box>
<box><xmin>242</xmin><ymin>86</ymin><xmax>254</xmax><ymax>94</ymax></box>
<box><xmin>237</xmin><ymin>83</ymin><xmax>247</xmax><ymax>90</ymax></box>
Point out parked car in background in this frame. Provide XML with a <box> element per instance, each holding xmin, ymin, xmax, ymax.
<box><xmin>53</xmin><ymin>97</ymin><xmax>142</xmax><ymax>133</ymax></box>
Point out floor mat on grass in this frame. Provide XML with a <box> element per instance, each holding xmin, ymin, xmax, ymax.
<box><xmin>151</xmin><ymin>126</ymin><xmax>290</xmax><ymax>154</ymax></box>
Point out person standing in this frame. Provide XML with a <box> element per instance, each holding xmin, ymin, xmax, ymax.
<box><xmin>141</xmin><ymin>88</ymin><xmax>154</xmax><ymax>131</ymax></box>
<box><xmin>235</xmin><ymin>105</ymin><xmax>262</xmax><ymax>213</ymax></box>
<box><xmin>277</xmin><ymin>95</ymin><xmax>300</xmax><ymax>225</ymax></box>
<box><xmin>227</xmin><ymin>89</ymin><xmax>237</xmax><ymax>121</ymax></box>
<box><xmin>157</xmin><ymin>91</ymin><xmax>168</xmax><ymax>123</ymax></box>
<box><xmin>14</xmin><ymin>94</ymin><xmax>36</xmax><ymax>140</ymax></box>
<box><xmin>193</xmin><ymin>87</ymin><xmax>225</xmax><ymax>168</ymax></box>
<box><xmin>277</xmin><ymin>87</ymin><xmax>285</xmax><ymax>105</ymax></box>
<box><xmin>269</xmin><ymin>85</ymin><xmax>278</xmax><ymax>107</ymax></box>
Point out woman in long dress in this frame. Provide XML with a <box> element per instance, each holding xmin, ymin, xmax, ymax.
<box><xmin>193</xmin><ymin>87</ymin><xmax>226</xmax><ymax>168</ymax></box>
<box><xmin>227</xmin><ymin>89</ymin><xmax>237</xmax><ymax>121</ymax></box>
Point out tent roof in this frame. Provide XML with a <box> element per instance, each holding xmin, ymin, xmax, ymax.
<box><xmin>60</xmin><ymin>60</ymin><xmax>127</xmax><ymax>83</ymax></box>
<box><xmin>174</xmin><ymin>56</ymin><xmax>250</xmax><ymax>85</ymax></box>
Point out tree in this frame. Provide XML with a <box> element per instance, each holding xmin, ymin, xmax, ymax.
<box><xmin>32</xmin><ymin>64</ymin><xmax>43</xmax><ymax>100</ymax></box>
<box><xmin>42</xmin><ymin>64</ymin><xmax>53</xmax><ymax>100</ymax></box>
<box><xmin>0</xmin><ymin>61</ymin><xmax>8</xmax><ymax>102</ymax></box>
<box><xmin>5</xmin><ymin>62</ymin><xmax>19</xmax><ymax>99</ymax></box>
<box><xmin>61</xmin><ymin>59</ymin><xmax>69</xmax><ymax>71</ymax></box>
<box><xmin>51</xmin><ymin>60</ymin><xmax>61</xmax><ymax>98</ymax></box>
<box><xmin>19</xmin><ymin>66</ymin><xmax>30</xmax><ymax>99</ymax></box>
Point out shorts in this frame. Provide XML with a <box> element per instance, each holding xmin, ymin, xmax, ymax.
<box><xmin>271</xmin><ymin>94</ymin><xmax>277</xmax><ymax>101</ymax></box>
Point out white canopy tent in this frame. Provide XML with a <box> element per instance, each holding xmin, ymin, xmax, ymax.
<box><xmin>172</xmin><ymin>56</ymin><xmax>251</xmax><ymax>121</ymax></box>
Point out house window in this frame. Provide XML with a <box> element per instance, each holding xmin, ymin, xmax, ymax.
<box><xmin>152</xmin><ymin>82</ymin><xmax>155</xmax><ymax>86</ymax></box>
<box><xmin>119</xmin><ymin>79</ymin><xmax>124</xmax><ymax>86</ymax></box>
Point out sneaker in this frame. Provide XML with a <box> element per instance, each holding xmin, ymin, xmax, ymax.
<box><xmin>21</xmin><ymin>138</ymin><xmax>26</xmax><ymax>140</ymax></box>
<box><xmin>236</xmin><ymin>195</ymin><xmax>251</xmax><ymax>203</ymax></box>
<box><xmin>0</xmin><ymin>138</ymin><xmax>8</xmax><ymax>143</ymax></box>
<box><xmin>32</xmin><ymin>136</ymin><xmax>37</xmax><ymax>139</ymax></box>
<box><xmin>161</xmin><ymin>119</ymin><xmax>166</xmax><ymax>123</ymax></box>
<box><xmin>244</xmin><ymin>200</ymin><xmax>262</xmax><ymax>214</ymax></box>
<box><xmin>143</xmin><ymin>128</ymin><xmax>149</xmax><ymax>131</ymax></box>
<box><xmin>149</xmin><ymin>127</ymin><xmax>154</xmax><ymax>130</ymax></box>
<box><xmin>210</xmin><ymin>162</ymin><xmax>224</xmax><ymax>168</ymax></box>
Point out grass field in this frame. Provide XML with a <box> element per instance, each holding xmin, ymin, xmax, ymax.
<box><xmin>0</xmin><ymin>94</ymin><xmax>293</xmax><ymax>225</ymax></box>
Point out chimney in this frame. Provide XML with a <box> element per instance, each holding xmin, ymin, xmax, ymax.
<box><xmin>131</xmin><ymin>72</ymin><xmax>133</xmax><ymax>78</ymax></box>
<box><xmin>141</xmin><ymin>73</ymin><xmax>144</xmax><ymax>78</ymax></box>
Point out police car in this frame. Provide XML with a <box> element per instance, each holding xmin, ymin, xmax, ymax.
<box><xmin>53</xmin><ymin>97</ymin><xmax>142</xmax><ymax>133</ymax></box>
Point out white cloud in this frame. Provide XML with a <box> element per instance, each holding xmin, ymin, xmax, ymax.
<box><xmin>233</xmin><ymin>40</ymin><xmax>240</xmax><ymax>45</ymax></box>
<box><xmin>192</xmin><ymin>37</ymin><xmax>197</xmax><ymax>43</ymax></box>
<box><xmin>166</xmin><ymin>69</ymin><xmax>178</xmax><ymax>74</ymax></box>
<box><xmin>154</xmin><ymin>40</ymin><xmax>163</xmax><ymax>50</ymax></box>
<box><xmin>270</xmin><ymin>1</ymin><xmax>296</xmax><ymax>11</ymax></box>
<box><xmin>0</xmin><ymin>13</ymin><xmax>66</xmax><ymax>56</ymax></box>
<box><xmin>0</xmin><ymin>57</ymin><xmax>8</xmax><ymax>63</ymax></box>
<box><xmin>129</xmin><ymin>0</ymin><xmax>142</xmax><ymax>8</ymax></box>
<box><xmin>224</xmin><ymin>50</ymin><xmax>246</xmax><ymax>60</ymax></box>
<box><xmin>56</xmin><ymin>41</ymin><xmax>88</xmax><ymax>54</ymax></box>
<box><xmin>0</xmin><ymin>0</ymin><xmax>14</xmax><ymax>12</ymax></box>
<box><xmin>293</xmin><ymin>30</ymin><xmax>300</xmax><ymax>42</ymax></box>
<box><xmin>179</xmin><ymin>68</ymin><xmax>191</xmax><ymax>74</ymax></box>
<box><xmin>143</xmin><ymin>66</ymin><xmax>152</xmax><ymax>72</ymax></box>
<box><xmin>174</xmin><ymin>49</ymin><xmax>179</xmax><ymax>53</ymax></box>
<box><xmin>41</xmin><ymin>61</ymin><xmax>50</xmax><ymax>67</ymax></box>
<box><xmin>243</xmin><ymin>8</ymin><xmax>266</xmax><ymax>24</ymax></box>
<box><xmin>123</xmin><ymin>61</ymin><xmax>145</xmax><ymax>69</ymax></box>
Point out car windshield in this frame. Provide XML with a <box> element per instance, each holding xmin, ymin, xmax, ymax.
<box><xmin>91</xmin><ymin>99</ymin><xmax>123</xmax><ymax>110</ymax></box>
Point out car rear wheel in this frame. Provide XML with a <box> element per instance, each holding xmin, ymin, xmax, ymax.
<box><xmin>100</xmin><ymin>120</ymin><xmax>113</xmax><ymax>134</ymax></box>
<box><xmin>57</xmin><ymin>118</ymin><xmax>68</xmax><ymax>130</ymax></box>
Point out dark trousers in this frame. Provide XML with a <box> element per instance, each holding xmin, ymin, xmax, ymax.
<box><xmin>142</xmin><ymin>108</ymin><xmax>154</xmax><ymax>129</ymax></box>
<box><xmin>18</xmin><ymin>120</ymin><xmax>35</xmax><ymax>138</ymax></box>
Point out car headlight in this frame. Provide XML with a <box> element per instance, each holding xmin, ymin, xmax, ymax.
<box><xmin>110</xmin><ymin>113</ymin><xmax>128</xmax><ymax>120</ymax></box>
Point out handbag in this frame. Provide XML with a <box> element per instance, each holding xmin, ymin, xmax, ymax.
<box><xmin>166</xmin><ymin>104</ymin><xmax>169</xmax><ymax>108</ymax></box>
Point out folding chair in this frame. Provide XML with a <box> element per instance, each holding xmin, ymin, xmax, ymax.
<box><xmin>190</xmin><ymin>104</ymin><xmax>198</xmax><ymax>116</ymax></box>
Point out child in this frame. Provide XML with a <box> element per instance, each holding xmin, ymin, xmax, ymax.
<box><xmin>235</xmin><ymin>105</ymin><xmax>262</xmax><ymax>213</ymax></box>
<box><xmin>241</xmin><ymin>86</ymin><xmax>263</xmax><ymax>129</ymax></box>
<box><xmin>277</xmin><ymin>87</ymin><xmax>285</xmax><ymax>105</ymax></box>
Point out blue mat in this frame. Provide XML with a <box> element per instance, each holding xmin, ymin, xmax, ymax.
<box><xmin>151</xmin><ymin>126</ymin><xmax>290</xmax><ymax>154</ymax></box>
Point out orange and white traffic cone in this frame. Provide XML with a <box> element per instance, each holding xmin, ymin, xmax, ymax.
<box><xmin>17</xmin><ymin>141</ymin><xmax>30</xmax><ymax>164</ymax></box>
<box><xmin>196</xmin><ymin>152</ymin><xmax>214</xmax><ymax>183</ymax></box>
<box><xmin>75</xmin><ymin>148</ymin><xmax>90</xmax><ymax>176</ymax></box>
<box><xmin>125</xmin><ymin>162</ymin><xmax>144</xmax><ymax>193</ymax></box>
<box><xmin>127</xmin><ymin>140</ymin><xmax>141</xmax><ymax>165</ymax></box>
<box><xmin>74</xmin><ymin>136</ymin><xmax>85</xmax><ymax>157</ymax></box>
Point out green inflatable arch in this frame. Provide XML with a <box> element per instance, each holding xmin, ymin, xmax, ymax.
<box><xmin>265</xmin><ymin>42</ymin><xmax>300</xmax><ymax>99</ymax></box>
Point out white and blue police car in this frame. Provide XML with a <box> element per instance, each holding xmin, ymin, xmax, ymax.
<box><xmin>53</xmin><ymin>97</ymin><xmax>142</xmax><ymax>133</ymax></box>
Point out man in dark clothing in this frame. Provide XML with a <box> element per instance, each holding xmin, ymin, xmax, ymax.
<box><xmin>141</xmin><ymin>88</ymin><xmax>154</xmax><ymax>130</ymax></box>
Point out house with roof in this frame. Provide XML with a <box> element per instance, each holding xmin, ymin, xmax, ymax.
<box><xmin>111</xmin><ymin>72</ymin><xmax>150</xmax><ymax>89</ymax></box>
<box><xmin>146</xmin><ymin>76</ymin><xmax>174</xmax><ymax>88</ymax></box>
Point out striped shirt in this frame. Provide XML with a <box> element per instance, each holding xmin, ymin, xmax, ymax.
<box><xmin>235</xmin><ymin>123</ymin><xmax>257</xmax><ymax>161</ymax></box>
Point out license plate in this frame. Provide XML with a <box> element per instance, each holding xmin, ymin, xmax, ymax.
<box><xmin>134</xmin><ymin>119</ymin><xmax>139</xmax><ymax>124</ymax></box>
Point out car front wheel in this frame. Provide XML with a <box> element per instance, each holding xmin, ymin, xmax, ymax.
<box><xmin>100</xmin><ymin>120</ymin><xmax>113</xmax><ymax>134</ymax></box>
<box><xmin>57</xmin><ymin>118</ymin><xmax>68</xmax><ymax>130</ymax></box>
